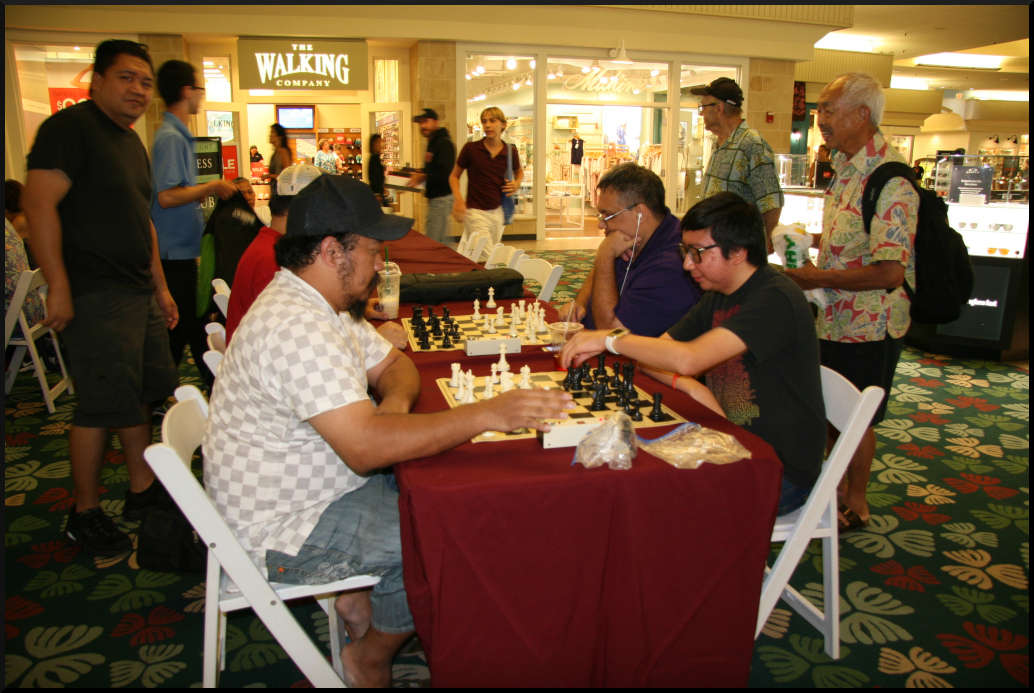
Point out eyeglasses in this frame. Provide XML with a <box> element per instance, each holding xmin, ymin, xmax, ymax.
<box><xmin>677</xmin><ymin>242</ymin><xmax>719</xmax><ymax>263</ymax></box>
<box><xmin>697</xmin><ymin>102</ymin><xmax>719</xmax><ymax>113</ymax></box>
<box><xmin>191</xmin><ymin>85</ymin><xmax>206</xmax><ymax>92</ymax></box>
<box><xmin>597</xmin><ymin>205</ymin><xmax>635</xmax><ymax>228</ymax></box>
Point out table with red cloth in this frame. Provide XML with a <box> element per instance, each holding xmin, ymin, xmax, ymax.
<box><xmin>382</xmin><ymin>232</ymin><xmax>782</xmax><ymax>686</ymax></box>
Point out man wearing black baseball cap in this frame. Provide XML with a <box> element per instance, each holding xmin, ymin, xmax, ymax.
<box><xmin>205</xmin><ymin>175</ymin><xmax>572</xmax><ymax>686</ymax></box>
<box><xmin>690</xmin><ymin>77</ymin><xmax>783</xmax><ymax>250</ymax></box>
<box><xmin>408</xmin><ymin>107</ymin><xmax>456</xmax><ymax>244</ymax></box>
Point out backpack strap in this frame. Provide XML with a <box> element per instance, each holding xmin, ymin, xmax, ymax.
<box><xmin>861</xmin><ymin>161</ymin><xmax>916</xmax><ymax>234</ymax></box>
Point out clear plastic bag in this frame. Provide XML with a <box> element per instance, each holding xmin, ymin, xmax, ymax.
<box><xmin>637</xmin><ymin>422</ymin><xmax>752</xmax><ymax>470</ymax></box>
<box><xmin>573</xmin><ymin>412</ymin><xmax>637</xmax><ymax>471</ymax></box>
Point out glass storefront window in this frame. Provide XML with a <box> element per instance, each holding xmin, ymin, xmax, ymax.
<box><xmin>546</xmin><ymin>57</ymin><xmax>667</xmax><ymax>107</ymax></box>
<box><xmin>464</xmin><ymin>53</ymin><xmax>536</xmax><ymax>225</ymax></box>
<box><xmin>202</xmin><ymin>56</ymin><xmax>232</xmax><ymax>103</ymax></box>
<box><xmin>13</xmin><ymin>43</ymin><xmax>94</xmax><ymax>150</ymax></box>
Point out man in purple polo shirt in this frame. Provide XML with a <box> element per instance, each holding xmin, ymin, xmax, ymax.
<box><xmin>558</xmin><ymin>163</ymin><xmax>700</xmax><ymax>336</ymax></box>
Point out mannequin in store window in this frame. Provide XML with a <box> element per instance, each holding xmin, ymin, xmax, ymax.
<box><xmin>570</xmin><ymin>131</ymin><xmax>584</xmax><ymax>166</ymax></box>
<box><xmin>449</xmin><ymin>106</ymin><xmax>522</xmax><ymax>247</ymax></box>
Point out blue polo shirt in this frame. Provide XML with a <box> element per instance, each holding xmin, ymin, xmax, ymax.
<box><xmin>151</xmin><ymin>111</ymin><xmax>204</xmax><ymax>259</ymax></box>
<box><xmin>583</xmin><ymin>212</ymin><xmax>701</xmax><ymax>337</ymax></box>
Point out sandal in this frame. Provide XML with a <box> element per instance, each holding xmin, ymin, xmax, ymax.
<box><xmin>838</xmin><ymin>507</ymin><xmax>869</xmax><ymax>532</ymax></box>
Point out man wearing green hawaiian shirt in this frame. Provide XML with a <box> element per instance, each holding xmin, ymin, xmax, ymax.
<box><xmin>785</xmin><ymin>72</ymin><xmax>918</xmax><ymax>532</ymax></box>
<box><xmin>693</xmin><ymin>77</ymin><xmax>783</xmax><ymax>251</ymax></box>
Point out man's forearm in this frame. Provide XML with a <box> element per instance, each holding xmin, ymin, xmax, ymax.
<box><xmin>590</xmin><ymin>253</ymin><xmax>622</xmax><ymax>329</ymax></box>
<box><xmin>795</xmin><ymin>260</ymin><xmax>904</xmax><ymax>292</ymax></box>
<box><xmin>148</xmin><ymin>222</ymin><xmax>171</xmax><ymax>294</ymax></box>
<box><xmin>25</xmin><ymin>203</ymin><xmax>70</xmax><ymax>294</ymax></box>
<box><xmin>762</xmin><ymin>208</ymin><xmax>781</xmax><ymax>237</ymax></box>
<box><xmin>372</xmin><ymin>352</ymin><xmax>420</xmax><ymax>414</ymax></box>
<box><xmin>156</xmin><ymin>182</ymin><xmax>216</xmax><ymax>209</ymax></box>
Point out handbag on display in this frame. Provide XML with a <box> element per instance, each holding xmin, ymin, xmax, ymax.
<box><xmin>501</xmin><ymin>140</ymin><xmax>517</xmax><ymax>225</ymax></box>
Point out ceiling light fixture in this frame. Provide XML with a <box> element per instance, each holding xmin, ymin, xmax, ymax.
<box><xmin>505</xmin><ymin>58</ymin><xmax>517</xmax><ymax>70</ymax></box>
<box><xmin>609</xmin><ymin>40</ymin><xmax>633</xmax><ymax>65</ymax></box>
<box><xmin>915</xmin><ymin>52</ymin><xmax>1005</xmax><ymax>70</ymax></box>
<box><xmin>529</xmin><ymin>59</ymin><xmax>536</xmax><ymax>69</ymax></box>
<box><xmin>814</xmin><ymin>33</ymin><xmax>879</xmax><ymax>54</ymax></box>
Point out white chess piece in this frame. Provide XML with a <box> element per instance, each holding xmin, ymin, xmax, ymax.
<box><xmin>455</xmin><ymin>372</ymin><xmax>467</xmax><ymax>401</ymax></box>
<box><xmin>525</xmin><ymin>316</ymin><xmax>536</xmax><ymax>342</ymax></box>
<box><xmin>518</xmin><ymin>299</ymin><xmax>526</xmax><ymax>317</ymax></box>
<box><xmin>499</xmin><ymin>370</ymin><xmax>515</xmax><ymax>393</ymax></box>
<box><xmin>473</xmin><ymin>298</ymin><xmax>480</xmax><ymax>318</ymax></box>
<box><xmin>486</xmin><ymin>287</ymin><xmax>496</xmax><ymax>309</ymax></box>
<box><xmin>450</xmin><ymin>362</ymin><xmax>461</xmax><ymax>388</ymax></box>
<box><xmin>490</xmin><ymin>362</ymin><xmax>499</xmax><ymax>384</ymax></box>
<box><xmin>463</xmin><ymin>370</ymin><xmax>476</xmax><ymax>403</ymax></box>
<box><xmin>484</xmin><ymin>312</ymin><xmax>495</xmax><ymax>333</ymax></box>
<box><xmin>519</xmin><ymin>364</ymin><xmax>532</xmax><ymax>389</ymax></box>
<box><xmin>497</xmin><ymin>345</ymin><xmax>509</xmax><ymax>373</ymax></box>
<box><xmin>509</xmin><ymin>320</ymin><xmax>518</xmax><ymax>337</ymax></box>
<box><xmin>495</xmin><ymin>306</ymin><xmax>504</xmax><ymax>327</ymax></box>
<box><xmin>483</xmin><ymin>377</ymin><xmax>495</xmax><ymax>398</ymax></box>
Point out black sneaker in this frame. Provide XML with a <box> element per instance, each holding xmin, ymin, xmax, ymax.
<box><xmin>66</xmin><ymin>507</ymin><xmax>132</xmax><ymax>556</ymax></box>
<box><xmin>123</xmin><ymin>481</ymin><xmax>176</xmax><ymax>522</ymax></box>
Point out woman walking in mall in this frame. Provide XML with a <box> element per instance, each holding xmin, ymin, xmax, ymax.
<box><xmin>449</xmin><ymin>106</ymin><xmax>522</xmax><ymax>247</ymax></box>
<box><xmin>267</xmin><ymin>123</ymin><xmax>292</xmax><ymax>197</ymax></box>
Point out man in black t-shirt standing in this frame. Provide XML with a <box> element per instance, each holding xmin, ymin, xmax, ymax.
<box><xmin>408</xmin><ymin>108</ymin><xmax>456</xmax><ymax>244</ymax></box>
<box><xmin>561</xmin><ymin>193</ymin><xmax>826</xmax><ymax>515</ymax></box>
<box><xmin>23</xmin><ymin>39</ymin><xmax>179</xmax><ymax>557</ymax></box>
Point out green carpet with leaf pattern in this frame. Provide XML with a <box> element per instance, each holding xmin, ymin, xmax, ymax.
<box><xmin>4</xmin><ymin>249</ymin><xmax>1028</xmax><ymax>687</ymax></box>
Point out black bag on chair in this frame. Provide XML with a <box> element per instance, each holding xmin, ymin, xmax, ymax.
<box><xmin>400</xmin><ymin>268</ymin><xmax>524</xmax><ymax>304</ymax></box>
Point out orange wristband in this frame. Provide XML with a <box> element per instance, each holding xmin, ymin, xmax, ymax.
<box><xmin>671</xmin><ymin>373</ymin><xmax>679</xmax><ymax>389</ymax></box>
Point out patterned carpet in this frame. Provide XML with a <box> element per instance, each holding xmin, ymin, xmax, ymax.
<box><xmin>4</xmin><ymin>249</ymin><xmax>1028</xmax><ymax>687</ymax></box>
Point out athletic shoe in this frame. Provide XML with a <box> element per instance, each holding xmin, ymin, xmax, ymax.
<box><xmin>66</xmin><ymin>507</ymin><xmax>132</xmax><ymax>556</ymax></box>
<box><xmin>123</xmin><ymin>481</ymin><xmax>176</xmax><ymax>522</ymax></box>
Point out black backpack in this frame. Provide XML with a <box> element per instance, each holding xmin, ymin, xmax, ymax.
<box><xmin>861</xmin><ymin>162</ymin><xmax>974</xmax><ymax>324</ymax></box>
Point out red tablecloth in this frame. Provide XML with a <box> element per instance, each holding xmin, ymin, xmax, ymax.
<box><xmin>382</xmin><ymin>232</ymin><xmax>782</xmax><ymax>685</ymax></box>
<box><xmin>395</xmin><ymin>359</ymin><xmax>781</xmax><ymax>687</ymax></box>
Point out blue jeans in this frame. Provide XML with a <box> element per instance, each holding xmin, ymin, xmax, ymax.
<box><xmin>265</xmin><ymin>473</ymin><xmax>413</xmax><ymax>634</ymax></box>
<box><xmin>777</xmin><ymin>476</ymin><xmax>811</xmax><ymax>516</ymax></box>
<box><xmin>425</xmin><ymin>194</ymin><xmax>453</xmax><ymax>244</ymax></box>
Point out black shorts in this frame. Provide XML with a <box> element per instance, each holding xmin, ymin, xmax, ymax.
<box><xmin>819</xmin><ymin>336</ymin><xmax>904</xmax><ymax>425</ymax></box>
<box><xmin>61</xmin><ymin>290</ymin><xmax>178</xmax><ymax>428</ymax></box>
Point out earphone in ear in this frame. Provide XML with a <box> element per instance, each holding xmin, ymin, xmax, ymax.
<box><xmin>637</xmin><ymin>212</ymin><xmax>642</xmax><ymax>223</ymax></box>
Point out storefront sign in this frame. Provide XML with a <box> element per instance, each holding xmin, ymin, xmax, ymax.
<box><xmin>195</xmin><ymin>137</ymin><xmax>223</xmax><ymax>222</ymax></box>
<box><xmin>949</xmin><ymin>164</ymin><xmax>993</xmax><ymax>203</ymax></box>
<box><xmin>222</xmin><ymin>145</ymin><xmax>239</xmax><ymax>181</ymax></box>
<box><xmin>49</xmin><ymin>87</ymin><xmax>89</xmax><ymax>114</ymax></box>
<box><xmin>238</xmin><ymin>38</ymin><xmax>368</xmax><ymax>90</ymax></box>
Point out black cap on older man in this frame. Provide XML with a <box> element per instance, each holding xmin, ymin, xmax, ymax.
<box><xmin>689</xmin><ymin>77</ymin><xmax>743</xmax><ymax>108</ymax></box>
<box><xmin>286</xmin><ymin>175</ymin><xmax>413</xmax><ymax>241</ymax></box>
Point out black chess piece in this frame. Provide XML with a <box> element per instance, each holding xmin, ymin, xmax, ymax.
<box><xmin>442</xmin><ymin>306</ymin><xmax>451</xmax><ymax>322</ymax></box>
<box><xmin>440</xmin><ymin>332</ymin><xmax>453</xmax><ymax>349</ymax></box>
<box><xmin>418</xmin><ymin>333</ymin><xmax>431</xmax><ymax>350</ymax></box>
<box><xmin>595</xmin><ymin>353</ymin><xmax>607</xmax><ymax>378</ymax></box>
<box><xmin>412</xmin><ymin>306</ymin><xmax>423</xmax><ymax>321</ymax></box>
<box><xmin>589</xmin><ymin>384</ymin><xmax>608</xmax><ymax>411</ymax></box>
<box><xmin>430</xmin><ymin>316</ymin><xmax>442</xmax><ymax>336</ymax></box>
<box><xmin>623</xmin><ymin>362</ymin><xmax>635</xmax><ymax>386</ymax></box>
<box><xmin>649</xmin><ymin>392</ymin><xmax>665</xmax><ymax>422</ymax></box>
<box><xmin>630</xmin><ymin>402</ymin><xmax>643</xmax><ymax>421</ymax></box>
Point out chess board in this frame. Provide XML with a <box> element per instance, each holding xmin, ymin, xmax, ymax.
<box><xmin>403</xmin><ymin>312</ymin><xmax>551</xmax><ymax>352</ymax></box>
<box><xmin>436</xmin><ymin>369</ymin><xmax>687</xmax><ymax>444</ymax></box>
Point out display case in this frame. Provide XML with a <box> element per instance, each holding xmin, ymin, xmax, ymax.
<box><xmin>775</xmin><ymin>154</ymin><xmax>809</xmax><ymax>188</ymax></box>
<box><xmin>921</xmin><ymin>154</ymin><xmax>1029</xmax><ymax>203</ymax></box>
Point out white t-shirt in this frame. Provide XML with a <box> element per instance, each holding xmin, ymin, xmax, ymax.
<box><xmin>203</xmin><ymin>268</ymin><xmax>392</xmax><ymax>565</ymax></box>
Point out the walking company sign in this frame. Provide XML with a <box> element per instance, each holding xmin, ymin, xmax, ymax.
<box><xmin>238</xmin><ymin>38</ymin><xmax>368</xmax><ymax>91</ymax></box>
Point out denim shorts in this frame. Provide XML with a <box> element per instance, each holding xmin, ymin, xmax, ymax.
<box><xmin>778</xmin><ymin>476</ymin><xmax>811</xmax><ymax>516</ymax></box>
<box><xmin>265</xmin><ymin>472</ymin><xmax>413</xmax><ymax>634</ymax></box>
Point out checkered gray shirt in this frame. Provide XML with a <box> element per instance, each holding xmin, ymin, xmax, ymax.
<box><xmin>203</xmin><ymin>269</ymin><xmax>392</xmax><ymax>566</ymax></box>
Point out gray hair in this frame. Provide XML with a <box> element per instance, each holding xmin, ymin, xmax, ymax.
<box><xmin>834</xmin><ymin>72</ymin><xmax>884</xmax><ymax>128</ymax></box>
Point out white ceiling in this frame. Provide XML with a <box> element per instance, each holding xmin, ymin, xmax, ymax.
<box><xmin>828</xmin><ymin>4</ymin><xmax>1029</xmax><ymax>92</ymax></box>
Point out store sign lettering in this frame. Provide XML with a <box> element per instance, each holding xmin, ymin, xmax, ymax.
<box><xmin>239</xmin><ymin>38</ymin><xmax>367</xmax><ymax>90</ymax></box>
<box><xmin>968</xmin><ymin>298</ymin><xmax>999</xmax><ymax>308</ymax></box>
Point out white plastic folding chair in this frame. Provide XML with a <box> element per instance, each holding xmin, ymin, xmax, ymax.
<box><xmin>206</xmin><ymin>330</ymin><xmax>226</xmax><ymax>355</ymax></box>
<box><xmin>4</xmin><ymin>268</ymin><xmax>73</xmax><ymax>411</ymax></box>
<box><xmin>457</xmin><ymin>231</ymin><xmax>490</xmax><ymax>262</ymax></box>
<box><xmin>484</xmin><ymin>243</ymin><xmax>525</xmax><ymax>270</ymax></box>
<box><xmin>144</xmin><ymin>385</ymin><xmax>380</xmax><ymax>687</ymax></box>
<box><xmin>754</xmin><ymin>367</ymin><xmax>884</xmax><ymax>659</ymax></box>
<box><xmin>202</xmin><ymin>349</ymin><xmax>223</xmax><ymax>377</ymax></box>
<box><xmin>211</xmin><ymin>279</ymin><xmax>231</xmax><ymax>318</ymax></box>
<box><xmin>204</xmin><ymin>321</ymin><xmax>225</xmax><ymax>338</ymax></box>
<box><xmin>514</xmin><ymin>255</ymin><xmax>563</xmax><ymax>302</ymax></box>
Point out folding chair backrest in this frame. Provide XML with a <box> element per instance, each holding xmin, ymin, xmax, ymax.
<box><xmin>144</xmin><ymin>390</ymin><xmax>343</xmax><ymax>686</ymax></box>
<box><xmin>212</xmin><ymin>278</ymin><xmax>231</xmax><ymax>296</ymax></box>
<box><xmin>484</xmin><ymin>243</ymin><xmax>524</xmax><ymax>270</ymax></box>
<box><xmin>5</xmin><ymin>269</ymin><xmax>43</xmax><ymax>348</ymax></box>
<box><xmin>202</xmin><ymin>349</ymin><xmax>223</xmax><ymax>376</ymax></box>
<box><xmin>207</xmin><ymin>330</ymin><xmax>227</xmax><ymax>354</ymax></box>
<box><xmin>204</xmin><ymin>321</ymin><xmax>225</xmax><ymax>337</ymax></box>
<box><xmin>515</xmin><ymin>255</ymin><xmax>563</xmax><ymax>302</ymax></box>
<box><xmin>820</xmin><ymin>366</ymin><xmax>884</xmax><ymax>471</ymax></box>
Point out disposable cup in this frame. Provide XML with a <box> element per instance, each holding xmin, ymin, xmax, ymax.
<box><xmin>377</xmin><ymin>261</ymin><xmax>401</xmax><ymax>319</ymax></box>
<box><xmin>548</xmin><ymin>321</ymin><xmax>583</xmax><ymax>347</ymax></box>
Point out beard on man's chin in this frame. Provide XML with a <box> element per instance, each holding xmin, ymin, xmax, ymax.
<box><xmin>345</xmin><ymin>274</ymin><xmax>380</xmax><ymax>320</ymax></box>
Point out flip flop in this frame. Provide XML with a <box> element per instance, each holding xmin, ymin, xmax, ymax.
<box><xmin>838</xmin><ymin>507</ymin><xmax>869</xmax><ymax>532</ymax></box>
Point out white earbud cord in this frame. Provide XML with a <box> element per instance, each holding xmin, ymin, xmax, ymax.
<box><xmin>617</xmin><ymin>211</ymin><xmax>641</xmax><ymax>297</ymax></box>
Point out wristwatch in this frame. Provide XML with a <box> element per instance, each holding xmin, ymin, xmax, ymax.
<box><xmin>604</xmin><ymin>328</ymin><xmax>629</xmax><ymax>355</ymax></box>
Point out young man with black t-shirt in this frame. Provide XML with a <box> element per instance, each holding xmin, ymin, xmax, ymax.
<box><xmin>562</xmin><ymin>192</ymin><xmax>826</xmax><ymax>515</ymax></box>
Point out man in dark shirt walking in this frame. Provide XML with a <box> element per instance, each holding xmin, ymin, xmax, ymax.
<box><xmin>408</xmin><ymin>108</ymin><xmax>456</xmax><ymax>244</ymax></box>
<box><xmin>23</xmin><ymin>39</ymin><xmax>179</xmax><ymax>556</ymax></box>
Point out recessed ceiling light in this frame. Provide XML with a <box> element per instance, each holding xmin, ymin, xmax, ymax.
<box><xmin>815</xmin><ymin>33</ymin><xmax>880</xmax><ymax>54</ymax></box>
<box><xmin>915</xmin><ymin>53</ymin><xmax>1005</xmax><ymax>69</ymax></box>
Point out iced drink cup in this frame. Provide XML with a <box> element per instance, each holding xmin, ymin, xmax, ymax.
<box><xmin>377</xmin><ymin>261</ymin><xmax>401</xmax><ymax>319</ymax></box>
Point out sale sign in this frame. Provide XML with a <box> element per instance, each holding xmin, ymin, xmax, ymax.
<box><xmin>49</xmin><ymin>87</ymin><xmax>90</xmax><ymax>114</ymax></box>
